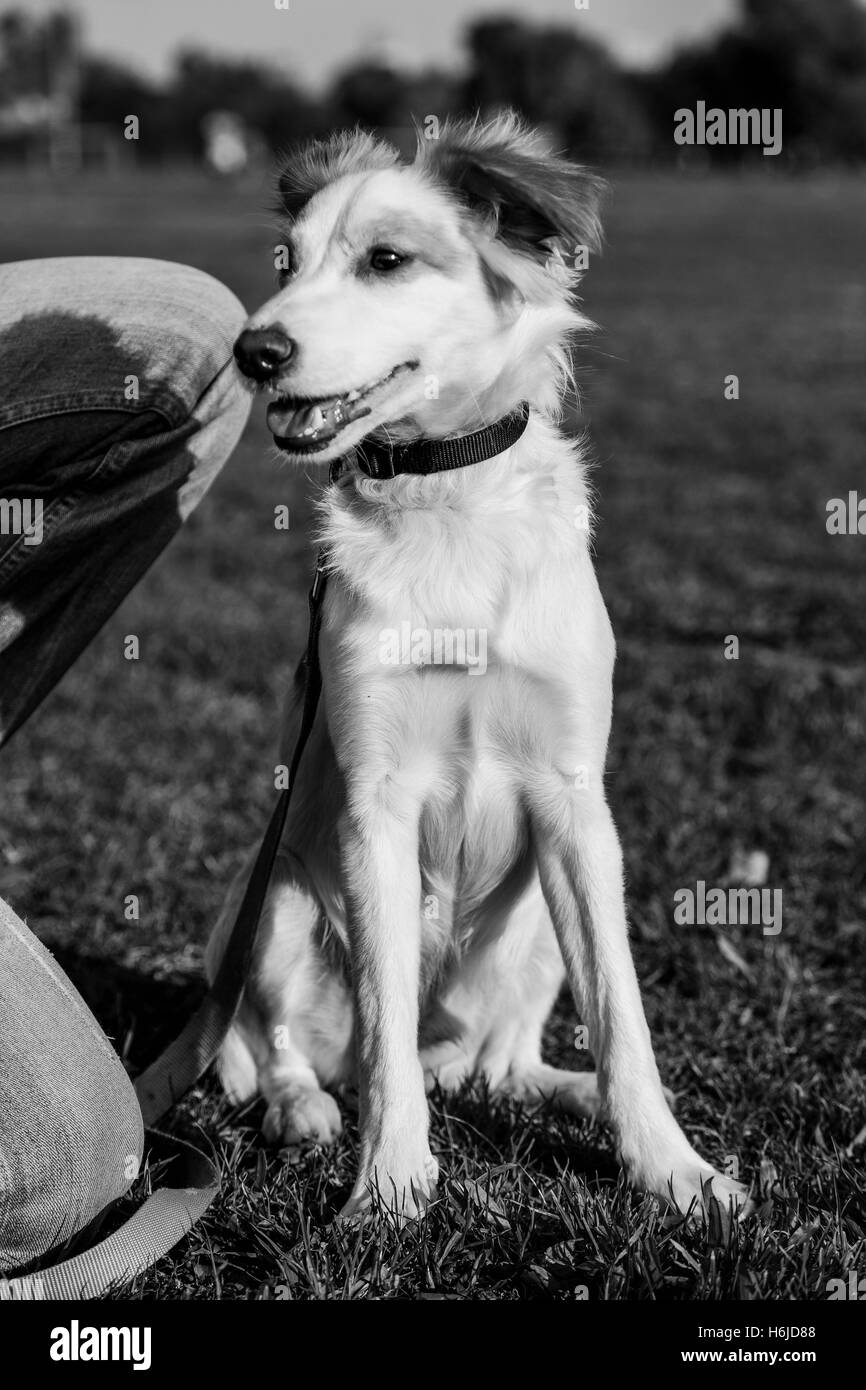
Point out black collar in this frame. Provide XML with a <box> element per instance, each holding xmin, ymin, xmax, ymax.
<box><xmin>352</xmin><ymin>403</ymin><xmax>530</xmax><ymax>479</ymax></box>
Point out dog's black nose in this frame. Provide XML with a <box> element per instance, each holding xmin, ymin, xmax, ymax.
<box><xmin>233</xmin><ymin>327</ymin><xmax>295</xmax><ymax>381</ymax></box>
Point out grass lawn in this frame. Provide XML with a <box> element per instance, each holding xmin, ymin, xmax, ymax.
<box><xmin>0</xmin><ymin>166</ymin><xmax>863</xmax><ymax>1300</ymax></box>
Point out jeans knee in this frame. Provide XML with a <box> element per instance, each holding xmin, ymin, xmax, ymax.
<box><xmin>137</xmin><ymin>262</ymin><xmax>252</xmax><ymax>514</ymax></box>
<box><xmin>85</xmin><ymin>258</ymin><xmax>246</xmax><ymax>403</ymax></box>
<box><xmin>147</xmin><ymin>261</ymin><xmax>247</xmax><ymax>396</ymax></box>
<box><xmin>100</xmin><ymin>260</ymin><xmax>253</xmax><ymax>517</ymax></box>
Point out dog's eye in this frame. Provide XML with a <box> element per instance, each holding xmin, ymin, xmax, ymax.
<box><xmin>368</xmin><ymin>247</ymin><xmax>405</xmax><ymax>273</ymax></box>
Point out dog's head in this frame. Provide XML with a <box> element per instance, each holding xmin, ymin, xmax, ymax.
<box><xmin>234</xmin><ymin>113</ymin><xmax>604</xmax><ymax>463</ymax></box>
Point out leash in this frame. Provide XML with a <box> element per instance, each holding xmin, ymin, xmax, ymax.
<box><xmin>2</xmin><ymin>404</ymin><xmax>529</xmax><ymax>1299</ymax></box>
<box><xmin>133</xmin><ymin>553</ymin><xmax>328</xmax><ymax>1124</ymax></box>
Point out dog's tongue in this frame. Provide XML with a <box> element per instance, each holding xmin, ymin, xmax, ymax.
<box><xmin>269</xmin><ymin>390</ymin><xmax>373</xmax><ymax>443</ymax></box>
<box><xmin>269</xmin><ymin>398</ymin><xmax>341</xmax><ymax>441</ymax></box>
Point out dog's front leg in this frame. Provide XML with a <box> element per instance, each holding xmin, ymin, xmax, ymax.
<box><xmin>530</xmin><ymin>782</ymin><xmax>749</xmax><ymax>1218</ymax></box>
<box><xmin>338</xmin><ymin>792</ymin><xmax>438</xmax><ymax>1220</ymax></box>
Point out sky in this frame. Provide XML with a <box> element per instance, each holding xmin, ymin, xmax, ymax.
<box><xmin>19</xmin><ymin>0</ymin><xmax>737</xmax><ymax>89</ymax></box>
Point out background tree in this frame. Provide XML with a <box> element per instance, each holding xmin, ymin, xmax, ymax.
<box><xmin>465</xmin><ymin>17</ymin><xmax>653</xmax><ymax>161</ymax></box>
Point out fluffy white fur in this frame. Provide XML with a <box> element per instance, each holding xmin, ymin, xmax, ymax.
<box><xmin>206</xmin><ymin>115</ymin><xmax>750</xmax><ymax>1221</ymax></box>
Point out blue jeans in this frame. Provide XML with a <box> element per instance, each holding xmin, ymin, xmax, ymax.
<box><xmin>0</xmin><ymin>258</ymin><xmax>250</xmax><ymax>1275</ymax></box>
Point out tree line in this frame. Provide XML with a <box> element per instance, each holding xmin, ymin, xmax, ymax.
<box><xmin>2</xmin><ymin>0</ymin><xmax>866</xmax><ymax>165</ymax></box>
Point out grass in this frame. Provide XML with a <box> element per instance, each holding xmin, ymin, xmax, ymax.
<box><xmin>0</xmin><ymin>166</ymin><xmax>864</xmax><ymax>1300</ymax></box>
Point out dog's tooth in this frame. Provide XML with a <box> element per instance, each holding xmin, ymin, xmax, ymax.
<box><xmin>293</xmin><ymin>405</ymin><xmax>325</xmax><ymax>437</ymax></box>
<box><xmin>268</xmin><ymin>400</ymin><xmax>324</xmax><ymax>439</ymax></box>
<box><xmin>290</xmin><ymin>404</ymin><xmax>322</xmax><ymax>431</ymax></box>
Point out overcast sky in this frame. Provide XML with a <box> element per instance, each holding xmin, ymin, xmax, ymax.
<box><xmin>20</xmin><ymin>0</ymin><xmax>736</xmax><ymax>88</ymax></box>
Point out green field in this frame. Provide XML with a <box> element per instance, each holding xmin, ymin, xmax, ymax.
<box><xmin>0</xmin><ymin>167</ymin><xmax>864</xmax><ymax>1299</ymax></box>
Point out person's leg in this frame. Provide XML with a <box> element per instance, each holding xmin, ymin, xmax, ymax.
<box><xmin>0</xmin><ymin>257</ymin><xmax>250</xmax><ymax>1274</ymax></box>
<box><xmin>0</xmin><ymin>896</ymin><xmax>145</xmax><ymax>1276</ymax></box>
<box><xmin>0</xmin><ymin>256</ymin><xmax>250</xmax><ymax>744</ymax></box>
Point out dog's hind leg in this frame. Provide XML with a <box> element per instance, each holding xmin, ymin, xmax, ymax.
<box><xmin>423</xmin><ymin>881</ymin><xmax>603</xmax><ymax>1119</ymax></box>
<box><xmin>483</xmin><ymin>933</ymin><xmax>604</xmax><ymax>1122</ymax></box>
<box><xmin>205</xmin><ymin>850</ymin><xmax>353</xmax><ymax>1146</ymax></box>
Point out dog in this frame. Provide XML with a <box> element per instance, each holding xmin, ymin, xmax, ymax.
<box><xmin>206</xmin><ymin>113</ymin><xmax>750</xmax><ymax>1222</ymax></box>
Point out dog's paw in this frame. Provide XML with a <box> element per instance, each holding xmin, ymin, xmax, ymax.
<box><xmin>500</xmin><ymin>1065</ymin><xmax>604</xmax><ymax>1120</ymax></box>
<box><xmin>339</xmin><ymin>1151</ymin><xmax>440</xmax><ymax>1223</ymax></box>
<box><xmin>423</xmin><ymin>1056</ymin><xmax>473</xmax><ymax>1095</ymax></box>
<box><xmin>263</xmin><ymin>1083</ymin><xmax>343</xmax><ymax>1147</ymax></box>
<box><xmin>644</xmin><ymin>1159</ymin><xmax>755</xmax><ymax>1229</ymax></box>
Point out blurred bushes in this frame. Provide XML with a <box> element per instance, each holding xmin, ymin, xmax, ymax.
<box><xmin>3</xmin><ymin>0</ymin><xmax>866</xmax><ymax>165</ymax></box>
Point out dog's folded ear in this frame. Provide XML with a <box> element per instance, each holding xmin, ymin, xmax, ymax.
<box><xmin>417</xmin><ymin>112</ymin><xmax>605</xmax><ymax>265</ymax></box>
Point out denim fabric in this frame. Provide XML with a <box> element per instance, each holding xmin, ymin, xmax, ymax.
<box><xmin>0</xmin><ymin>256</ymin><xmax>250</xmax><ymax>743</ymax></box>
<box><xmin>0</xmin><ymin>896</ymin><xmax>146</xmax><ymax>1277</ymax></box>
<box><xmin>0</xmin><ymin>257</ymin><xmax>250</xmax><ymax>1275</ymax></box>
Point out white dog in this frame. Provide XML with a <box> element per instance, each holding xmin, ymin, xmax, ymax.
<box><xmin>207</xmin><ymin>114</ymin><xmax>750</xmax><ymax>1222</ymax></box>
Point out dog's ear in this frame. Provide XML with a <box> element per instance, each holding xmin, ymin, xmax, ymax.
<box><xmin>277</xmin><ymin>129</ymin><xmax>399</xmax><ymax>219</ymax></box>
<box><xmin>418</xmin><ymin>113</ymin><xmax>604</xmax><ymax>265</ymax></box>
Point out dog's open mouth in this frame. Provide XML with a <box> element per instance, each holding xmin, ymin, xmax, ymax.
<box><xmin>267</xmin><ymin>361</ymin><xmax>417</xmax><ymax>452</ymax></box>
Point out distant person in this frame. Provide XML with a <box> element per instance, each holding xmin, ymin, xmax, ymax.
<box><xmin>201</xmin><ymin>110</ymin><xmax>250</xmax><ymax>177</ymax></box>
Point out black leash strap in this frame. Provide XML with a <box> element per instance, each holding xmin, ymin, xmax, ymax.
<box><xmin>136</xmin><ymin>551</ymin><xmax>328</xmax><ymax>1124</ymax></box>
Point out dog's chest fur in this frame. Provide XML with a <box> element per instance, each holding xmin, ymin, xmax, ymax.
<box><xmin>314</xmin><ymin>423</ymin><xmax>604</xmax><ymax>943</ymax></box>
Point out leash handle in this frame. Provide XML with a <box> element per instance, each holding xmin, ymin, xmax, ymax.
<box><xmin>1</xmin><ymin>1131</ymin><xmax>218</xmax><ymax>1302</ymax></box>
